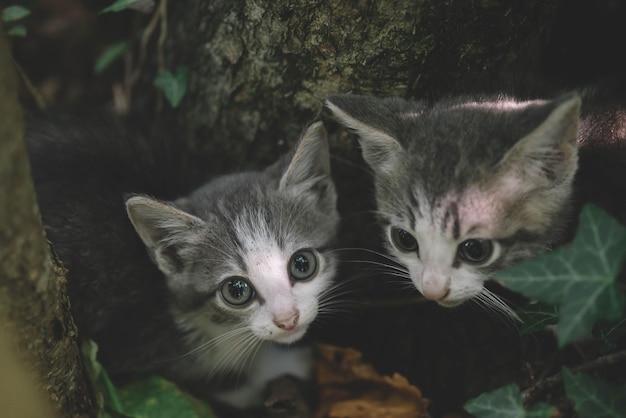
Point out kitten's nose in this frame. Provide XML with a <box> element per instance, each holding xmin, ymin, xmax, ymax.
<box><xmin>273</xmin><ymin>311</ymin><xmax>300</xmax><ymax>331</ymax></box>
<box><xmin>421</xmin><ymin>274</ymin><xmax>450</xmax><ymax>301</ymax></box>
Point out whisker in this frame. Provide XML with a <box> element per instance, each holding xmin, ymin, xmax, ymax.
<box><xmin>212</xmin><ymin>331</ymin><xmax>260</xmax><ymax>382</ymax></box>
<box><xmin>160</xmin><ymin>326</ymin><xmax>252</xmax><ymax>363</ymax></box>
<box><xmin>329</xmin><ymin>247</ymin><xmax>402</xmax><ymax>264</ymax></box>
<box><xmin>341</xmin><ymin>259</ymin><xmax>409</xmax><ymax>275</ymax></box>
<box><xmin>472</xmin><ymin>288</ymin><xmax>521</xmax><ymax>325</ymax></box>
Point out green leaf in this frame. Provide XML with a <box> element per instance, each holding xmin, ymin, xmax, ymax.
<box><xmin>101</xmin><ymin>0</ymin><xmax>141</xmax><ymax>13</ymax></box>
<box><xmin>464</xmin><ymin>384</ymin><xmax>555</xmax><ymax>418</ymax></box>
<box><xmin>2</xmin><ymin>5</ymin><xmax>31</xmax><ymax>22</ymax></box>
<box><xmin>94</xmin><ymin>41</ymin><xmax>129</xmax><ymax>75</ymax></box>
<box><xmin>82</xmin><ymin>340</ymin><xmax>127</xmax><ymax>415</ymax></box>
<box><xmin>465</xmin><ymin>384</ymin><xmax>524</xmax><ymax>418</ymax></box>
<box><xmin>7</xmin><ymin>24</ymin><xmax>27</xmax><ymax>37</ymax></box>
<box><xmin>82</xmin><ymin>340</ymin><xmax>214</xmax><ymax>418</ymax></box>
<box><xmin>153</xmin><ymin>67</ymin><xmax>189</xmax><ymax>108</ymax></box>
<box><xmin>563</xmin><ymin>368</ymin><xmax>626</xmax><ymax>418</ymax></box>
<box><xmin>498</xmin><ymin>205</ymin><xmax>626</xmax><ymax>346</ymax></box>
<box><xmin>117</xmin><ymin>376</ymin><xmax>216</xmax><ymax>418</ymax></box>
<box><xmin>526</xmin><ymin>403</ymin><xmax>557</xmax><ymax>418</ymax></box>
<box><xmin>516</xmin><ymin>302</ymin><xmax>559</xmax><ymax>335</ymax></box>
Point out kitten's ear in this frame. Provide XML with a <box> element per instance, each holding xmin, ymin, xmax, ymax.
<box><xmin>325</xmin><ymin>95</ymin><xmax>404</xmax><ymax>175</ymax></box>
<box><xmin>126</xmin><ymin>196</ymin><xmax>205</xmax><ymax>275</ymax></box>
<box><xmin>279</xmin><ymin>121</ymin><xmax>336</xmax><ymax>211</ymax></box>
<box><xmin>497</xmin><ymin>94</ymin><xmax>581</xmax><ymax>190</ymax></box>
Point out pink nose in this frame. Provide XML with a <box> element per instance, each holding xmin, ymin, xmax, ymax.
<box><xmin>421</xmin><ymin>274</ymin><xmax>450</xmax><ymax>301</ymax></box>
<box><xmin>273</xmin><ymin>311</ymin><xmax>300</xmax><ymax>331</ymax></box>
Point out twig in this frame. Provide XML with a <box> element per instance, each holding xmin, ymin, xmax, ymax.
<box><xmin>129</xmin><ymin>0</ymin><xmax>163</xmax><ymax>88</ymax></box>
<box><xmin>12</xmin><ymin>58</ymin><xmax>46</xmax><ymax>110</ymax></box>
<box><xmin>155</xmin><ymin>0</ymin><xmax>167</xmax><ymax>114</ymax></box>
<box><xmin>156</xmin><ymin>0</ymin><xmax>167</xmax><ymax>74</ymax></box>
<box><xmin>522</xmin><ymin>349</ymin><xmax>626</xmax><ymax>405</ymax></box>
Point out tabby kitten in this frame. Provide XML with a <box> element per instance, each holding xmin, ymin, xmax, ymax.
<box><xmin>28</xmin><ymin>116</ymin><xmax>338</xmax><ymax>407</ymax></box>
<box><xmin>325</xmin><ymin>93</ymin><xmax>582</xmax><ymax>311</ymax></box>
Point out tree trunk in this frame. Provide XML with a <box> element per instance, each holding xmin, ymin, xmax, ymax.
<box><xmin>0</xmin><ymin>30</ymin><xmax>97</xmax><ymax>418</ymax></box>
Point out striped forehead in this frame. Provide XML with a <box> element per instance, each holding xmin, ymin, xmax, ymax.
<box><xmin>404</xmin><ymin>185</ymin><xmax>502</xmax><ymax>240</ymax></box>
<box><xmin>234</xmin><ymin>209</ymin><xmax>280</xmax><ymax>253</ymax></box>
<box><xmin>433</xmin><ymin>188</ymin><xmax>503</xmax><ymax>239</ymax></box>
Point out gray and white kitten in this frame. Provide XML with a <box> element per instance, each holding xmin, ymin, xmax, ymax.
<box><xmin>325</xmin><ymin>94</ymin><xmax>581</xmax><ymax>312</ymax></box>
<box><xmin>28</xmin><ymin>116</ymin><xmax>338</xmax><ymax>407</ymax></box>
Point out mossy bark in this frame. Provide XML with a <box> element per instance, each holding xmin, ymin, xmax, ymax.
<box><xmin>0</xmin><ymin>31</ymin><xmax>97</xmax><ymax>418</ymax></box>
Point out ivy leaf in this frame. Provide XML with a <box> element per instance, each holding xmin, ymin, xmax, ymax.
<box><xmin>153</xmin><ymin>67</ymin><xmax>189</xmax><ymax>108</ymax></box>
<box><xmin>516</xmin><ymin>302</ymin><xmax>559</xmax><ymax>335</ymax></box>
<box><xmin>7</xmin><ymin>24</ymin><xmax>27</xmax><ymax>37</ymax></box>
<box><xmin>498</xmin><ymin>205</ymin><xmax>626</xmax><ymax>346</ymax></box>
<box><xmin>101</xmin><ymin>0</ymin><xmax>141</xmax><ymax>13</ymax></box>
<box><xmin>2</xmin><ymin>5</ymin><xmax>31</xmax><ymax>22</ymax></box>
<box><xmin>563</xmin><ymin>368</ymin><xmax>626</xmax><ymax>418</ymax></box>
<box><xmin>116</xmin><ymin>376</ymin><xmax>216</xmax><ymax>418</ymax></box>
<box><xmin>464</xmin><ymin>383</ymin><xmax>555</xmax><ymax>418</ymax></box>
<box><xmin>94</xmin><ymin>41</ymin><xmax>129</xmax><ymax>75</ymax></box>
<box><xmin>83</xmin><ymin>341</ymin><xmax>214</xmax><ymax>418</ymax></box>
<box><xmin>82</xmin><ymin>340</ymin><xmax>128</xmax><ymax>416</ymax></box>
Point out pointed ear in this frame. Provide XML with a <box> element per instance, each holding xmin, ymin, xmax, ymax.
<box><xmin>496</xmin><ymin>94</ymin><xmax>581</xmax><ymax>191</ymax></box>
<box><xmin>325</xmin><ymin>95</ymin><xmax>404</xmax><ymax>175</ymax></box>
<box><xmin>279</xmin><ymin>121</ymin><xmax>336</xmax><ymax>211</ymax></box>
<box><xmin>126</xmin><ymin>196</ymin><xmax>205</xmax><ymax>276</ymax></box>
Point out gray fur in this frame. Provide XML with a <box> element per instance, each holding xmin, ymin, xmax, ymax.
<box><xmin>326</xmin><ymin>93</ymin><xmax>581</xmax><ymax>310</ymax></box>
<box><xmin>29</xmin><ymin>117</ymin><xmax>338</xmax><ymax>407</ymax></box>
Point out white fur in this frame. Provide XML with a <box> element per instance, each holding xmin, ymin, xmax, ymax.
<box><xmin>233</xmin><ymin>211</ymin><xmax>329</xmax><ymax>344</ymax></box>
<box><xmin>213</xmin><ymin>343</ymin><xmax>314</xmax><ymax>408</ymax></box>
<box><xmin>451</xmin><ymin>98</ymin><xmax>547</xmax><ymax>111</ymax></box>
<box><xmin>387</xmin><ymin>188</ymin><xmax>501</xmax><ymax>306</ymax></box>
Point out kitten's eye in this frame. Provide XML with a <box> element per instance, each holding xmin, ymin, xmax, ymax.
<box><xmin>220</xmin><ymin>277</ymin><xmax>255</xmax><ymax>307</ymax></box>
<box><xmin>458</xmin><ymin>239</ymin><xmax>493</xmax><ymax>264</ymax></box>
<box><xmin>391</xmin><ymin>227</ymin><xmax>419</xmax><ymax>253</ymax></box>
<box><xmin>289</xmin><ymin>249</ymin><xmax>318</xmax><ymax>281</ymax></box>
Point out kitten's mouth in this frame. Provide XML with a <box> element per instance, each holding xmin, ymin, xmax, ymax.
<box><xmin>272</xmin><ymin>325</ymin><xmax>308</xmax><ymax>344</ymax></box>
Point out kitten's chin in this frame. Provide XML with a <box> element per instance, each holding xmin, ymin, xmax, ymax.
<box><xmin>436</xmin><ymin>299</ymin><xmax>464</xmax><ymax>308</ymax></box>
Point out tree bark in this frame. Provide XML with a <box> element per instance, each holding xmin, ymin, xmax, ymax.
<box><xmin>0</xmin><ymin>30</ymin><xmax>97</xmax><ymax>418</ymax></box>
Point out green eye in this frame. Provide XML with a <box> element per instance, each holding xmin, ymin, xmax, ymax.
<box><xmin>458</xmin><ymin>239</ymin><xmax>493</xmax><ymax>264</ymax></box>
<box><xmin>220</xmin><ymin>277</ymin><xmax>255</xmax><ymax>306</ymax></box>
<box><xmin>289</xmin><ymin>249</ymin><xmax>318</xmax><ymax>281</ymax></box>
<box><xmin>391</xmin><ymin>227</ymin><xmax>418</xmax><ymax>253</ymax></box>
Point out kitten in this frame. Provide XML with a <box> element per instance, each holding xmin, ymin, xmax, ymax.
<box><xmin>325</xmin><ymin>93</ymin><xmax>584</xmax><ymax>312</ymax></box>
<box><xmin>27</xmin><ymin>114</ymin><xmax>339</xmax><ymax>408</ymax></box>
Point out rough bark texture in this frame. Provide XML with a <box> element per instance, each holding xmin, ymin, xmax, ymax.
<box><xmin>0</xmin><ymin>31</ymin><xmax>97</xmax><ymax>418</ymax></box>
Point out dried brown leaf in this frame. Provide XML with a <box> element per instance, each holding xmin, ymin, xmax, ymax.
<box><xmin>315</xmin><ymin>344</ymin><xmax>430</xmax><ymax>418</ymax></box>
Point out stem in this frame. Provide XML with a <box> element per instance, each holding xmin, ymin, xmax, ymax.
<box><xmin>522</xmin><ymin>349</ymin><xmax>626</xmax><ymax>405</ymax></box>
